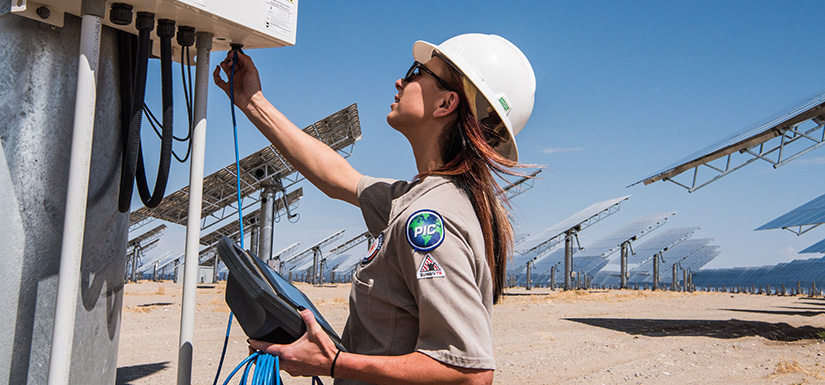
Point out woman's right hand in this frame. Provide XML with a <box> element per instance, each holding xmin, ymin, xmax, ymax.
<box><xmin>213</xmin><ymin>50</ymin><xmax>262</xmax><ymax>111</ymax></box>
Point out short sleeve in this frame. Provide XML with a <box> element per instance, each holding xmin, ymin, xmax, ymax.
<box><xmin>396</xmin><ymin>214</ymin><xmax>496</xmax><ymax>370</ymax></box>
<box><xmin>357</xmin><ymin>176</ymin><xmax>411</xmax><ymax>236</ymax></box>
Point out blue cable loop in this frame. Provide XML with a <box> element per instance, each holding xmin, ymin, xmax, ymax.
<box><xmin>222</xmin><ymin>352</ymin><xmax>259</xmax><ymax>385</ymax></box>
<box><xmin>275</xmin><ymin>356</ymin><xmax>280</xmax><ymax>385</ymax></box>
<box><xmin>229</xmin><ymin>48</ymin><xmax>245</xmax><ymax>249</ymax></box>
<box><xmin>211</xmin><ymin>312</ymin><xmax>234</xmax><ymax>385</ymax></box>
<box><xmin>222</xmin><ymin>351</ymin><xmax>291</xmax><ymax>385</ymax></box>
<box><xmin>217</xmin><ymin>47</ymin><xmax>325</xmax><ymax>385</ymax></box>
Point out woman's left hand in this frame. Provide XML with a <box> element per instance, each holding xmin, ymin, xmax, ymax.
<box><xmin>248</xmin><ymin>309</ymin><xmax>339</xmax><ymax>378</ymax></box>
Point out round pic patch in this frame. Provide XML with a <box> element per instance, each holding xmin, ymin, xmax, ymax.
<box><xmin>361</xmin><ymin>232</ymin><xmax>384</xmax><ymax>265</ymax></box>
<box><xmin>406</xmin><ymin>209</ymin><xmax>445</xmax><ymax>251</ymax></box>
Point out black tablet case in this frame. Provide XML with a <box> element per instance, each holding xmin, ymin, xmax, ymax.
<box><xmin>218</xmin><ymin>236</ymin><xmax>345</xmax><ymax>351</ymax></box>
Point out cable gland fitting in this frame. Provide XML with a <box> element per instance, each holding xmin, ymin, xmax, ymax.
<box><xmin>135</xmin><ymin>12</ymin><xmax>155</xmax><ymax>31</ymax></box>
<box><xmin>157</xmin><ymin>19</ymin><xmax>176</xmax><ymax>38</ymax></box>
<box><xmin>177</xmin><ymin>26</ymin><xmax>195</xmax><ymax>47</ymax></box>
<box><xmin>109</xmin><ymin>3</ymin><xmax>133</xmax><ymax>25</ymax></box>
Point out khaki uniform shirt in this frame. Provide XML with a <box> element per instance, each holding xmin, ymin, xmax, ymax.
<box><xmin>336</xmin><ymin>175</ymin><xmax>495</xmax><ymax>385</ymax></box>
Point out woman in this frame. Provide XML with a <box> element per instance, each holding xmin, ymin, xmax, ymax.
<box><xmin>214</xmin><ymin>33</ymin><xmax>536</xmax><ymax>385</ymax></box>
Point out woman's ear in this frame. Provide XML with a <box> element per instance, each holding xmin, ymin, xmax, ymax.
<box><xmin>433</xmin><ymin>91</ymin><xmax>460</xmax><ymax>118</ymax></box>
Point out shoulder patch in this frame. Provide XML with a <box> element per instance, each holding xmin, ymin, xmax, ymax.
<box><xmin>417</xmin><ymin>254</ymin><xmax>445</xmax><ymax>279</ymax></box>
<box><xmin>361</xmin><ymin>232</ymin><xmax>384</xmax><ymax>266</ymax></box>
<box><xmin>405</xmin><ymin>209</ymin><xmax>445</xmax><ymax>251</ymax></box>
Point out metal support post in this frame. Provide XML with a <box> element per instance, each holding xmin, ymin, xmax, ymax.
<box><xmin>319</xmin><ymin>259</ymin><xmax>325</xmax><ymax>285</ymax></box>
<box><xmin>525</xmin><ymin>261</ymin><xmax>532</xmax><ymax>290</ymax></box>
<box><xmin>213</xmin><ymin>254</ymin><xmax>219</xmax><ymax>283</ymax></box>
<box><xmin>177</xmin><ymin>32</ymin><xmax>212</xmax><ymax>385</ymax></box>
<box><xmin>130</xmin><ymin>248</ymin><xmax>138</xmax><ymax>282</ymax></box>
<box><xmin>250</xmin><ymin>224</ymin><xmax>259</xmax><ymax>257</ymax></box>
<box><xmin>47</xmin><ymin>5</ymin><xmax>104</xmax><ymax>383</ymax></box>
<box><xmin>620</xmin><ymin>241</ymin><xmax>628</xmax><ymax>289</ymax></box>
<box><xmin>652</xmin><ymin>252</ymin><xmax>660</xmax><ymax>291</ymax></box>
<box><xmin>258</xmin><ymin>186</ymin><xmax>275</xmax><ymax>260</ymax></box>
<box><xmin>683</xmin><ymin>270</ymin><xmax>688</xmax><ymax>292</ymax></box>
<box><xmin>311</xmin><ymin>248</ymin><xmax>320</xmax><ymax>285</ymax></box>
<box><xmin>671</xmin><ymin>264</ymin><xmax>678</xmax><ymax>291</ymax></box>
<box><xmin>550</xmin><ymin>266</ymin><xmax>556</xmax><ymax>290</ymax></box>
<box><xmin>564</xmin><ymin>230</ymin><xmax>574</xmax><ymax>291</ymax></box>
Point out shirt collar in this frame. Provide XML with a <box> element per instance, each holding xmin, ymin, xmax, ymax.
<box><xmin>388</xmin><ymin>174</ymin><xmax>452</xmax><ymax>224</ymax></box>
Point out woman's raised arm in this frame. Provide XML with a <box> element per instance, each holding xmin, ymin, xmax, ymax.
<box><xmin>213</xmin><ymin>51</ymin><xmax>363</xmax><ymax>206</ymax></box>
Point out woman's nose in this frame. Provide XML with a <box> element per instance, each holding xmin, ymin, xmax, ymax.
<box><xmin>395</xmin><ymin>78</ymin><xmax>404</xmax><ymax>91</ymax></box>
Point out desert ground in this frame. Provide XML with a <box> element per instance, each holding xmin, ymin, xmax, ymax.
<box><xmin>116</xmin><ymin>281</ymin><xmax>825</xmax><ymax>384</ymax></box>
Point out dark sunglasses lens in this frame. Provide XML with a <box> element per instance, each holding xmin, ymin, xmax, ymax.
<box><xmin>405</xmin><ymin>62</ymin><xmax>419</xmax><ymax>82</ymax></box>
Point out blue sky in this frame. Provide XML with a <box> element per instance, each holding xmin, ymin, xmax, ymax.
<box><xmin>134</xmin><ymin>0</ymin><xmax>825</xmax><ymax>272</ymax></box>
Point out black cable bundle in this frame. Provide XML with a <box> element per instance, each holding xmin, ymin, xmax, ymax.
<box><xmin>135</xmin><ymin>18</ymin><xmax>175</xmax><ymax>208</ymax></box>
<box><xmin>117</xmin><ymin>13</ymin><xmax>176</xmax><ymax>212</ymax></box>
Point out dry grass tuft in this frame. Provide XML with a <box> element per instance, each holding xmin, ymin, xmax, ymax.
<box><xmin>773</xmin><ymin>359</ymin><xmax>822</xmax><ymax>379</ymax></box>
<box><xmin>314</xmin><ymin>297</ymin><xmax>348</xmax><ymax>306</ymax></box>
<box><xmin>156</xmin><ymin>285</ymin><xmax>166</xmax><ymax>295</ymax></box>
<box><xmin>124</xmin><ymin>306</ymin><xmax>150</xmax><ymax>314</ymax></box>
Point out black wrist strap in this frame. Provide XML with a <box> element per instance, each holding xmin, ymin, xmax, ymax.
<box><xmin>330</xmin><ymin>350</ymin><xmax>342</xmax><ymax>378</ymax></box>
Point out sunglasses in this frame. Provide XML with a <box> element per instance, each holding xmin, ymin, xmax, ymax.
<box><xmin>404</xmin><ymin>61</ymin><xmax>455</xmax><ymax>92</ymax></box>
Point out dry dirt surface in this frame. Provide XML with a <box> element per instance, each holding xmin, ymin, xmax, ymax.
<box><xmin>116</xmin><ymin>282</ymin><xmax>825</xmax><ymax>384</ymax></box>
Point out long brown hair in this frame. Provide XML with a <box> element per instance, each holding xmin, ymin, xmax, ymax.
<box><xmin>420</xmin><ymin>56</ymin><xmax>526</xmax><ymax>304</ymax></box>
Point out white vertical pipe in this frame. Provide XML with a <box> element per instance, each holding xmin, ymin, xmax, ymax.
<box><xmin>177</xmin><ymin>32</ymin><xmax>212</xmax><ymax>385</ymax></box>
<box><xmin>47</xmin><ymin>13</ymin><xmax>102</xmax><ymax>385</ymax></box>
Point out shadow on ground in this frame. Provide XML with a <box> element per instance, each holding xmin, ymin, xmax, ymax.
<box><xmin>502</xmin><ymin>292</ymin><xmax>550</xmax><ymax>296</ymax></box>
<box><xmin>723</xmin><ymin>308</ymin><xmax>825</xmax><ymax>317</ymax></box>
<box><xmin>116</xmin><ymin>362</ymin><xmax>169</xmax><ymax>384</ymax></box>
<box><xmin>564</xmin><ymin>318</ymin><xmax>824</xmax><ymax>341</ymax></box>
<box><xmin>137</xmin><ymin>302</ymin><xmax>173</xmax><ymax>307</ymax></box>
<box><xmin>798</xmin><ymin>298</ymin><xmax>825</xmax><ymax>305</ymax></box>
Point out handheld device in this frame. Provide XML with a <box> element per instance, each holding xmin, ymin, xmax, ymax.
<box><xmin>218</xmin><ymin>236</ymin><xmax>345</xmax><ymax>351</ymax></box>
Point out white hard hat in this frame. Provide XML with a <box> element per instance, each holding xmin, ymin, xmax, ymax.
<box><xmin>413</xmin><ymin>33</ymin><xmax>536</xmax><ymax>162</ymax></box>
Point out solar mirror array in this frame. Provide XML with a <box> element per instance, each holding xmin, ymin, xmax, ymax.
<box><xmin>509</xmin><ymin>195</ymin><xmax>630</xmax><ymax>290</ymax></box>
<box><xmin>280</xmin><ymin>229</ymin><xmax>346</xmax><ymax>284</ymax></box>
<box><xmin>757</xmin><ymin>192</ymin><xmax>825</xmax><ymax>247</ymax></box>
<box><xmin>570</xmin><ymin>212</ymin><xmax>674</xmax><ymax>289</ymax></box>
<box><xmin>126</xmin><ymin>105</ymin><xmax>360</xmax><ymax>283</ymax></box>
<box><xmin>620</xmin><ymin>90</ymin><xmax>825</xmax><ymax>293</ymax></box>
<box><xmin>125</xmin><ymin>224</ymin><xmax>167</xmax><ymax>282</ymax></box>
<box><xmin>129</xmin><ymin>103</ymin><xmax>361</xmax><ymax>233</ymax></box>
<box><xmin>630</xmin><ymin>90</ymin><xmax>825</xmax><ymax>192</ymax></box>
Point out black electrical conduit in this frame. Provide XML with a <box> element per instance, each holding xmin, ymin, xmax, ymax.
<box><xmin>135</xmin><ymin>17</ymin><xmax>175</xmax><ymax>208</ymax></box>
<box><xmin>117</xmin><ymin>12</ymin><xmax>176</xmax><ymax>212</ymax></box>
<box><xmin>141</xmin><ymin>34</ymin><xmax>194</xmax><ymax>163</ymax></box>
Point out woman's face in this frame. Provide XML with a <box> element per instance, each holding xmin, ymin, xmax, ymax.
<box><xmin>387</xmin><ymin>57</ymin><xmax>454</xmax><ymax>136</ymax></box>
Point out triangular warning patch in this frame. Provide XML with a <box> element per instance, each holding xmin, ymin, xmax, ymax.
<box><xmin>417</xmin><ymin>254</ymin><xmax>445</xmax><ymax>279</ymax></box>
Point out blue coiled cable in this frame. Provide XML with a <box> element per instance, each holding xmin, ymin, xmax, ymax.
<box><xmin>213</xmin><ymin>47</ymin><xmax>325</xmax><ymax>385</ymax></box>
<box><xmin>222</xmin><ymin>351</ymin><xmax>283</xmax><ymax>385</ymax></box>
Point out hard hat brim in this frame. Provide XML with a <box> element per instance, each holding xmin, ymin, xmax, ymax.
<box><xmin>413</xmin><ymin>40</ymin><xmax>519</xmax><ymax>163</ymax></box>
